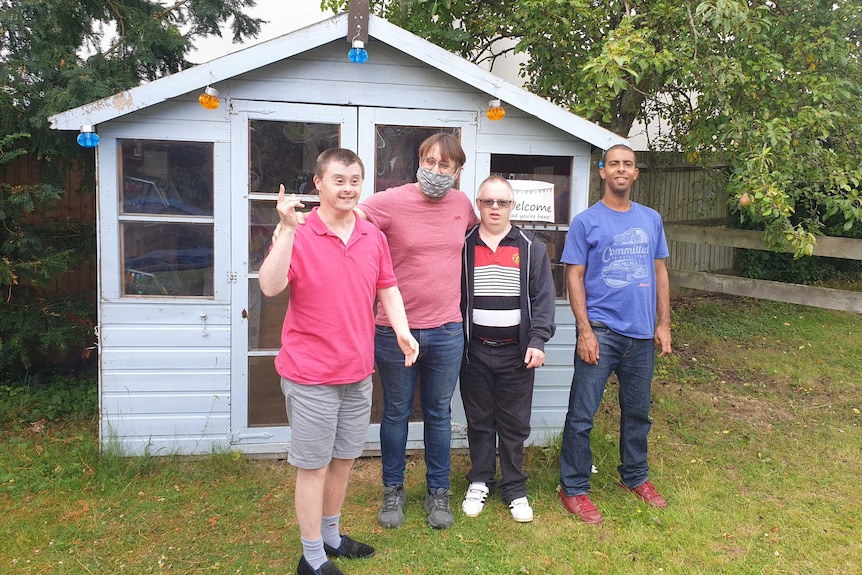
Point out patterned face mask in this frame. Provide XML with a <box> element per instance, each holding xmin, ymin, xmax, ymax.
<box><xmin>416</xmin><ymin>166</ymin><xmax>456</xmax><ymax>198</ymax></box>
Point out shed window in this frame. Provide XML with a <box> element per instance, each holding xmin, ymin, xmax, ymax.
<box><xmin>119</xmin><ymin>140</ymin><xmax>214</xmax><ymax>297</ymax></box>
<box><xmin>491</xmin><ymin>155</ymin><xmax>571</xmax><ymax>299</ymax></box>
<box><xmin>373</xmin><ymin>125</ymin><xmax>461</xmax><ymax>193</ymax></box>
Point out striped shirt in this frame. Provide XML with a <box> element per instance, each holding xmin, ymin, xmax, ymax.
<box><xmin>471</xmin><ymin>243</ymin><xmax>521</xmax><ymax>341</ymax></box>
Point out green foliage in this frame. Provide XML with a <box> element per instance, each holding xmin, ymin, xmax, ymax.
<box><xmin>0</xmin><ymin>291</ymin><xmax>96</xmax><ymax>375</ymax></box>
<box><xmin>735</xmin><ymin>250</ymin><xmax>820</xmax><ymax>284</ymax></box>
<box><xmin>1</xmin><ymin>1</ymin><xmax>263</xmax><ymax>375</ymax></box>
<box><xmin>1</xmin><ymin>0</ymin><xmax>263</xmax><ymax>157</ymax></box>
<box><xmin>0</xmin><ymin>134</ymin><xmax>97</xmax><ymax>375</ymax></box>
<box><xmin>734</xmin><ymin>250</ymin><xmax>862</xmax><ymax>286</ymax></box>
<box><xmin>327</xmin><ymin>1</ymin><xmax>862</xmax><ymax>257</ymax></box>
<box><xmin>0</xmin><ymin>372</ymin><xmax>97</xmax><ymax>428</ymax></box>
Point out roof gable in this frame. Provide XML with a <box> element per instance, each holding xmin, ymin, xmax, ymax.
<box><xmin>50</xmin><ymin>13</ymin><xmax>627</xmax><ymax>150</ymax></box>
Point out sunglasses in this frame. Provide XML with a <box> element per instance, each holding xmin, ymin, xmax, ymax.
<box><xmin>477</xmin><ymin>199</ymin><xmax>513</xmax><ymax>208</ymax></box>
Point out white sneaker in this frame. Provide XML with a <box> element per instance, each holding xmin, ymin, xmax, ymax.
<box><xmin>509</xmin><ymin>497</ymin><xmax>534</xmax><ymax>522</ymax></box>
<box><xmin>461</xmin><ymin>482</ymin><xmax>489</xmax><ymax>517</ymax></box>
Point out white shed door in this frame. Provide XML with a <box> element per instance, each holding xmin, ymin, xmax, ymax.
<box><xmin>229</xmin><ymin>103</ymin><xmax>475</xmax><ymax>454</ymax></box>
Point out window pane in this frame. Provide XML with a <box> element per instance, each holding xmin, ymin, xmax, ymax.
<box><xmin>120</xmin><ymin>141</ymin><xmax>213</xmax><ymax>216</ymax></box>
<box><xmin>531</xmin><ymin>230</ymin><xmax>568</xmax><ymax>299</ymax></box>
<box><xmin>249</xmin><ymin>121</ymin><xmax>339</xmax><ymax>194</ymax></box>
<box><xmin>249</xmin><ymin>198</ymin><xmax>319</xmax><ymax>273</ymax></box>
<box><xmin>491</xmin><ymin>155</ymin><xmax>573</xmax><ymax>299</ymax></box>
<box><xmin>248</xmin><ymin>279</ymin><xmax>289</xmax><ymax>351</ymax></box>
<box><xmin>374</xmin><ymin>126</ymin><xmax>461</xmax><ymax>192</ymax></box>
<box><xmin>123</xmin><ymin>223</ymin><xmax>214</xmax><ymax>297</ymax></box>
<box><xmin>248</xmin><ymin>356</ymin><xmax>287</xmax><ymax>427</ymax></box>
<box><xmin>249</xmin><ymin>200</ymin><xmax>279</xmax><ymax>273</ymax></box>
<box><xmin>490</xmin><ymin>156</ymin><xmax>571</xmax><ymax>226</ymax></box>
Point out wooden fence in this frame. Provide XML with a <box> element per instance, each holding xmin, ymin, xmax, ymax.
<box><xmin>2</xmin><ymin>154</ymin><xmax>97</xmax><ymax>296</ymax></box>
<box><xmin>664</xmin><ymin>223</ymin><xmax>862</xmax><ymax>313</ymax></box>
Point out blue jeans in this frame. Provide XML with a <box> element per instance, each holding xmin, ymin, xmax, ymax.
<box><xmin>559</xmin><ymin>324</ymin><xmax>655</xmax><ymax>495</ymax></box>
<box><xmin>376</xmin><ymin>322</ymin><xmax>464</xmax><ymax>490</ymax></box>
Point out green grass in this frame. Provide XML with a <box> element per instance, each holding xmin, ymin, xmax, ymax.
<box><xmin>2</xmin><ymin>293</ymin><xmax>861</xmax><ymax>574</ymax></box>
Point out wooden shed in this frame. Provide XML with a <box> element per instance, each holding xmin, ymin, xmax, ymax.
<box><xmin>49</xmin><ymin>12</ymin><xmax>628</xmax><ymax>456</ymax></box>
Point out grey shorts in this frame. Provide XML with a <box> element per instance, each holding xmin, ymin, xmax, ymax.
<box><xmin>280</xmin><ymin>376</ymin><xmax>373</xmax><ymax>469</ymax></box>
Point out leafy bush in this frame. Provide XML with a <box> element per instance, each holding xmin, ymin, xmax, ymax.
<box><xmin>1</xmin><ymin>135</ymin><xmax>96</xmax><ymax>377</ymax></box>
<box><xmin>735</xmin><ymin>250</ymin><xmax>862</xmax><ymax>285</ymax></box>
<box><xmin>0</xmin><ymin>372</ymin><xmax>97</xmax><ymax>428</ymax></box>
<box><xmin>732</xmin><ymin>197</ymin><xmax>862</xmax><ymax>285</ymax></box>
<box><xmin>734</xmin><ymin>249</ymin><xmax>822</xmax><ymax>283</ymax></box>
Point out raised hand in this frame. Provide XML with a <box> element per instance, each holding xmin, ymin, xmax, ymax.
<box><xmin>274</xmin><ymin>184</ymin><xmax>305</xmax><ymax>237</ymax></box>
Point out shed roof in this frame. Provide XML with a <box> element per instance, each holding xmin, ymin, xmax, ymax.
<box><xmin>49</xmin><ymin>13</ymin><xmax>627</xmax><ymax>150</ymax></box>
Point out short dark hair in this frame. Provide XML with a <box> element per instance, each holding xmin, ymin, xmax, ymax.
<box><xmin>418</xmin><ymin>133</ymin><xmax>467</xmax><ymax>168</ymax></box>
<box><xmin>315</xmin><ymin>148</ymin><xmax>365</xmax><ymax>179</ymax></box>
<box><xmin>601</xmin><ymin>144</ymin><xmax>636</xmax><ymax>166</ymax></box>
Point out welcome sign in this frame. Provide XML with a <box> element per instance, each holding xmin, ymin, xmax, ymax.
<box><xmin>509</xmin><ymin>180</ymin><xmax>555</xmax><ymax>223</ymax></box>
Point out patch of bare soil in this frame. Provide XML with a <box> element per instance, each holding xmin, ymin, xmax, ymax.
<box><xmin>667</xmin><ymin>382</ymin><xmax>795</xmax><ymax>428</ymax></box>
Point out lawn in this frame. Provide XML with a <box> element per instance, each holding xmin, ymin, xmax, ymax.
<box><xmin>2</xmin><ymin>293</ymin><xmax>860</xmax><ymax>575</ymax></box>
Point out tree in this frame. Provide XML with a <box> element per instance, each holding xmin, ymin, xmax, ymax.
<box><xmin>1</xmin><ymin>0</ymin><xmax>263</xmax><ymax>157</ymax></box>
<box><xmin>0</xmin><ymin>134</ymin><xmax>97</xmax><ymax>373</ymax></box>
<box><xmin>0</xmin><ymin>0</ymin><xmax>263</xmax><ymax>376</ymax></box>
<box><xmin>323</xmin><ymin>0</ymin><xmax>862</xmax><ymax>256</ymax></box>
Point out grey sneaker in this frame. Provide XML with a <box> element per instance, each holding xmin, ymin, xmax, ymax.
<box><xmin>378</xmin><ymin>485</ymin><xmax>406</xmax><ymax>528</ymax></box>
<box><xmin>423</xmin><ymin>488</ymin><xmax>454</xmax><ymax>529</ymax></box>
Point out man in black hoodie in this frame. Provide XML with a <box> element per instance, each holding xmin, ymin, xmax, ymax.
<box><xmin>459</xmin><ymin>175</ymin><xmax>556</xmax><ymax>523</ymax></box>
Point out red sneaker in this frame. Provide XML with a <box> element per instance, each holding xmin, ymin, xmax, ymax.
<box><xmin>619</xmin><ymin>480</ymin><xmax>667</xmax><ymax>508</ymax></box>
<box><xmin>558</xmin><ymin>489</ymin><xmax>603</xmax><ymax>524</ymax></box>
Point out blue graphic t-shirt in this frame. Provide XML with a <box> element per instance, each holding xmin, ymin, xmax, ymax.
<box><xmin>561</xmin><ymin>201</ymin><xmax>669</xmax><ymax>339</ymax></box>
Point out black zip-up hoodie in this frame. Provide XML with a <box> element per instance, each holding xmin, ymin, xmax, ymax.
<box><xmin>461</xmin><ymin>225</ymin><xmax>557</xmax><ymax>362</ymax></box>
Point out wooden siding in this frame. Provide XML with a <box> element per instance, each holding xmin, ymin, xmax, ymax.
<box><xmin>99</xmin><ymin>302</ymin><xmax>231</xmax><ymax>455</ymax></box>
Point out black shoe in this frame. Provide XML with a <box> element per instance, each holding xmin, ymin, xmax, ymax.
<box><xmin>296</xmin><ymin>556</ymin><xmax>345</xmax><ymax>575</ymax></box>
<box><xmin>323</xmin><ymin>535</ymin><xmax>375</xmax><ymax>559</ymax></box>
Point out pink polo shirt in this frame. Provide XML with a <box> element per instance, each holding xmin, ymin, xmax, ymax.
<box><xmin>274</xmin><ymin>208</ymin><xmax>397</xmax><ymax>385</ymax></box>
<box><xmin>360</xmin><ymin>183</ymin><xmax>478</xmax><ymax>328</ymax></box>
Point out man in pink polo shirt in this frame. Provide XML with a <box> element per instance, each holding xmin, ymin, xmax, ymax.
<box><xmin>259</xmin><ymin>148</ymin><xmax>418</xmax><ymax>575</ymax></box>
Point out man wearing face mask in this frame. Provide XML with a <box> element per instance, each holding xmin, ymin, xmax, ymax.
<box><xmin>356</xmin><ymin>133</ymin><xmax>478</xmax><ymax>530</ymax></box>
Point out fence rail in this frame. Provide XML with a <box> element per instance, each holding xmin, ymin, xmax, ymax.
<box><xmin>665</xmin><ymin>223</ymin><xmax>862</xmax><ymax>313</ymax></box>
<box><xmin>664</xmin><ymin>222</ymin><xmax>862</xmax><ymax>261</ymax></box>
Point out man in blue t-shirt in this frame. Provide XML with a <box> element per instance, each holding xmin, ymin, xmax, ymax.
<box><xmin>558</xmin><ymin>144</ymin><xmax>672</xmax><ymax>525</ymax></box>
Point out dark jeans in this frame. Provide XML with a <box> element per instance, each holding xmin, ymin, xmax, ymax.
<box><xmin>559</xmin><ymin>324</ymin><xmax>655</xmax><ymax>495</ymax></box>
<box><xmin>460</xmin><ymin>338</ymin><xmax>534</xmax><ymax>504</ymax></box>
<box><xmin>376</xmin><ymin>322</ymin><xmax>464</xmax><ymax>490</ymax></box>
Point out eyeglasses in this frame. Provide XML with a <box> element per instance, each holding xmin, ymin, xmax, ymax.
<box><xmin>421</xmin><ymin>156</ymin><xmax>455</xmax><ymax>171</ymax></box>
<box><xmin>477</xmin><ymin>198</ymin><xmax>513</xmax><ymax>208</ymax></box>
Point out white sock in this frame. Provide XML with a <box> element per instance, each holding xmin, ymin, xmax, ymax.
<box><xmin>300</xmin><ymin>537</ymin><xmax>326</xmax><ymax>570</ymax></box>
